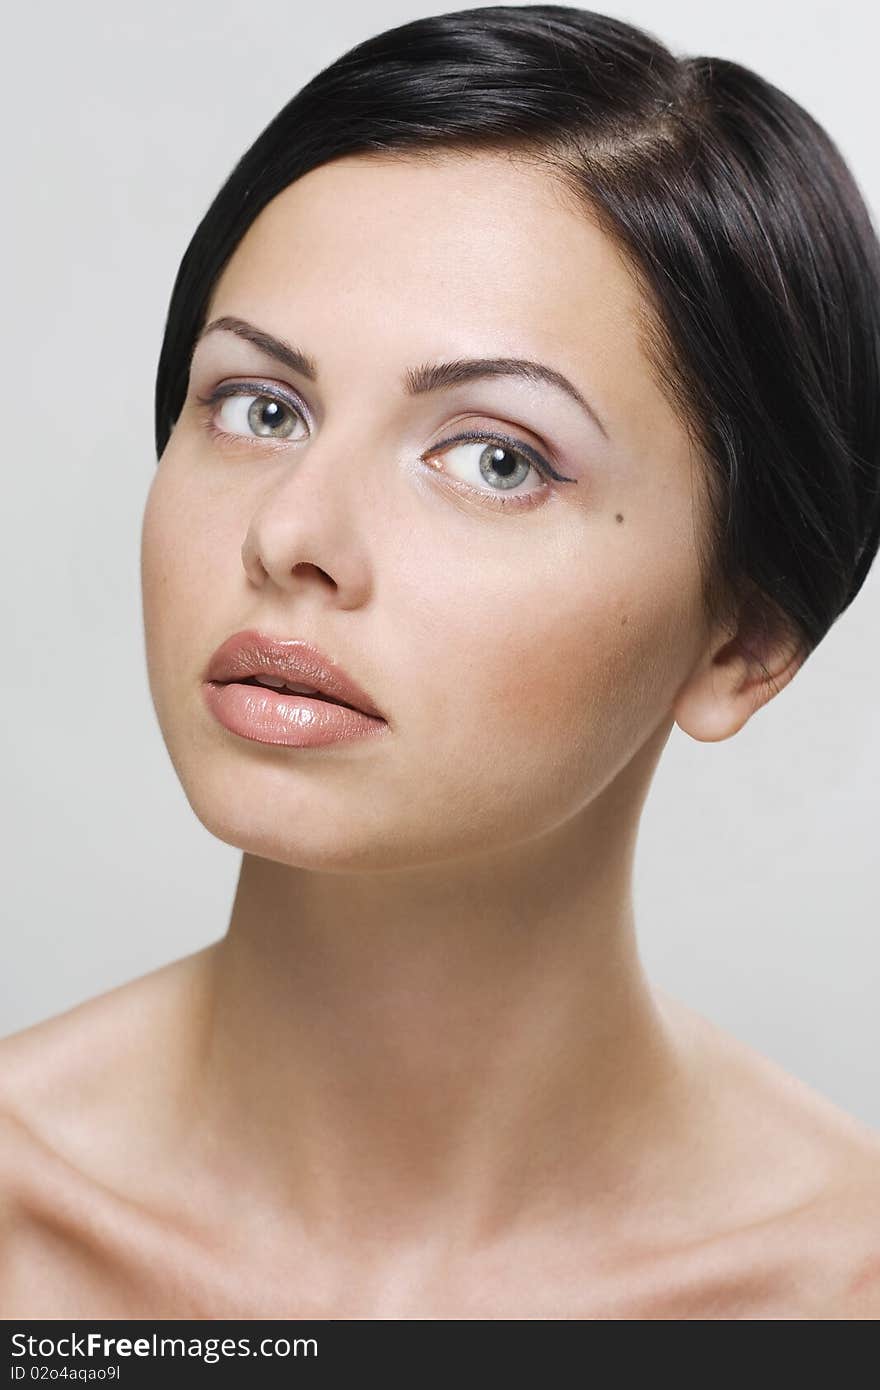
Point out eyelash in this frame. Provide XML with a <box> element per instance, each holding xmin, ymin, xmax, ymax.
<box><xmin>193</xmin><ymin>381</ymin><xmax>577</xmax><ymax>511</ymax></box>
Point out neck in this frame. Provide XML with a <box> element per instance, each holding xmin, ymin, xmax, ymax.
<box><xmin>189</xmin><ymin>778</ymin><xmax>697</xmax><ymax>1250</ymax></box>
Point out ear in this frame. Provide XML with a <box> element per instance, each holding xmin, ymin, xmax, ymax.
<box><xmin>672</xmin><ymin>594</ymin><xmax>807</xmax><ymax>744</ymax></box>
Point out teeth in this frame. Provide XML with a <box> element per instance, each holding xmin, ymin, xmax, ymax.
<box><xmin>284</xmin><ymin>681</ymin><xmax>323</xmax><ymax>696</ymax></box>
<box><xmin>253</xmin><ymin>675</ymin><xmax>322</xmax><ymax>695</ymax></box>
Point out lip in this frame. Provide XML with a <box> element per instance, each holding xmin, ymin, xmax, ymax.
<box><xmin>203</xmin><ymin>629</ymin><xmax>387</xmax><ymax>721</ymax></box>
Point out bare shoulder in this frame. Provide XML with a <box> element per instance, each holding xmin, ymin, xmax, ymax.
<box><xmin>0</xmin><ymin>949</ymin><xmax>218</xmax><ymax>1316</ymax></box>
<box><xmin>655</xmin><ymin>987</ymin><xmax>880</xmax><ymax>1318</ymax></box>
<box><xmin>0</xmin><ymin>948</ymin><xmax>212</xmax><ymax>1156</ymax></box>
<box><xmin>813</xmin><ymin>1149</ymin><xmax>880</xmax><ymax>1318</ymax></box>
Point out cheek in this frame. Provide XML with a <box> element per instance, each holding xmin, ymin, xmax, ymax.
<box><xmin>400</xmin><ymin>524</ymin><xmax>701</xmax><ymax>818</ymax></box>
<box><xmin>140</xmin><ymin>461</ymin><xmax>227</xmax><ymax>704</ymax></box>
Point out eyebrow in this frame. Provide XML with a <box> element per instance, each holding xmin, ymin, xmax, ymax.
<box><xmin>195</xmin><ymin>315</ymin><xmax>609</xmax><ymax>440</ymax></box>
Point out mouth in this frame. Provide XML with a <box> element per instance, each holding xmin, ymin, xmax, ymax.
<box><xmin>221</xmin><ymin>675</ymin><xmax>361</xmax><ymax>712</ymax></box>
<box><xmin>204</xmin><ymin>630</ymin><xmax>387</xmax><ymax>722</ymax></box>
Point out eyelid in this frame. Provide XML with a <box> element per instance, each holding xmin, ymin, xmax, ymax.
<box><xmin>194</xmin><ymin>380</ymin><xmax>579</xmax><ymax>489</ymax></box>
<box><xmin>195</xmin><ymin>379</ymin><xmax>311</xmax><ymax>426</ymax></box>
<box><xmin>426</xmin><ymin>427</ymin><xmax>576</xmax><ymax>485</ymax></box>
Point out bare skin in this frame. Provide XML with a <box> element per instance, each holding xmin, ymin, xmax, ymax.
<box><xmin>2</xmin><ymin>152</ymin><xmax>878</xmax><ymax>1319</ymax></box>
<box><xmin>2</xmin><ymin>956</ymin><xmax>878</xmax><ymax>1318</ymax></box>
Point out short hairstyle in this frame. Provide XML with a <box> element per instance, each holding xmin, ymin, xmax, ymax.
<box><xmin>154</xmin><ymin>4</ymin><xmax>880</xmax><ymax>678</ymax></box>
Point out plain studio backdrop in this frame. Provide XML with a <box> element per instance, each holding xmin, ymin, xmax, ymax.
<box><xmin>1</xmin><ymin>1</ymin><xmax>878</xmax><ymax>1127</ymax></box>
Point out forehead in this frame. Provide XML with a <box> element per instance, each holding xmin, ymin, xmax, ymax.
<box><xmin>215</xmin><ymin>152</ymin><xmax>636</xmax><ymax>343</ymax></box>
<box><xmin>206</xmin><ymin>151</ymin><xmax>686</xmax><ymax>465</ymax></box>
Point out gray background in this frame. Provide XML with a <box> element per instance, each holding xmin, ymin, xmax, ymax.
<box><xmin>2</xmin><ymin>1</ymin><xmax>878</xmax><ymax>1127</ymax></box>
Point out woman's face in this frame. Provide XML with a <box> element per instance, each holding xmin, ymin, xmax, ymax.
<box><xmin>141</xmin><ymin>151</ymin><xmax>713</xmax><ymax>869</ymax></box>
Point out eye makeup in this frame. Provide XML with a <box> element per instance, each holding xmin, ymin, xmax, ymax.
<box><xmin>192</xmin><ymin>378</ymin><xmax>581</xmax><ymax>512</ymax></box>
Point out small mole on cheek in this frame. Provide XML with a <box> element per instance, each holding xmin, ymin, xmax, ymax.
<box><xmin>615</xmin><ymin>512</ymin><xmax>624</xmax><ymax>523</ymax></box>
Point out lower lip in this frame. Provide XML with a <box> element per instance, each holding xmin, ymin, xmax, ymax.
<box><xmin>202</xmin><ymin>681</ymin><xmax>389</xmax><ymax>747</ymax></box>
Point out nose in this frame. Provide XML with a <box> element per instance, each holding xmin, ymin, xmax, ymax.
<box><xmin>239</xmin><ymin>441</ymin><xmax>374</xmax><ymax>607</ymax></box>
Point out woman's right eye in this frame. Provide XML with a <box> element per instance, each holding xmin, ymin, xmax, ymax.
<box><xmin>195</xmin><ymin>384</ymin><xmax>310</xmax><ymax>444</ymax></box>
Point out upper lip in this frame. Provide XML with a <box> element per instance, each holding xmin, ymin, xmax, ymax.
<box><xmin>204</xmin><ymin>629</ymin><xmax>386</xmax><ymax>720</ymax></box>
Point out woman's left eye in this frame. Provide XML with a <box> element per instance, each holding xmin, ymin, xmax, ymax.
<box><xmin>195</xmin><ymin>384</ymin><xmax>309</xmax><ymax>443</ymax></box>
<box><xmin>420</xmin><ymin>430</ymin><xmax>570</xmax><ymax>509</ymax></box>
<box><xmin>419</xmin><ymin>433</ymin><xmax>550</xmax><ymax>511</ymax></box>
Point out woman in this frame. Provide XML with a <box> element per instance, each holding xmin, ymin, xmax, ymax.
<box><xmin>2</xmin><ymin>5</ymin><xmax>879</xmax><ymax>1319</ymax></box>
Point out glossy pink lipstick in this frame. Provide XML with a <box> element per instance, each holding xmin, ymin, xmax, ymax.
<box><xmin>202</xmin><ymin>630</ymin><xmax>389</xmax><ymax>747</ymax></box>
